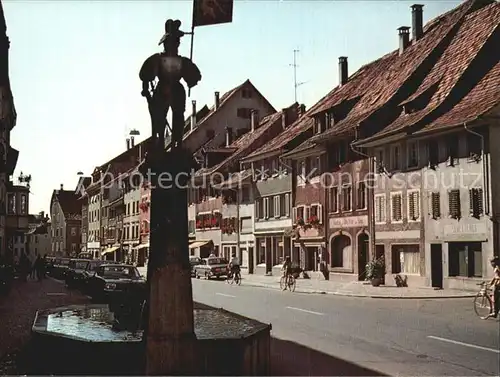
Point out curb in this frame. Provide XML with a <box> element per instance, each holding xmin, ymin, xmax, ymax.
<box><xmin>240</xmin><ymin>281</ymin><xmax>476</xmax><ymax>299</ymax></box>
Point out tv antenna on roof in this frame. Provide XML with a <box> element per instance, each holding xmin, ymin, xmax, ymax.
<box><xmin>289</xmin><ymin>49</ymin><xmax>308</xmax><ymax>103</ymax></box>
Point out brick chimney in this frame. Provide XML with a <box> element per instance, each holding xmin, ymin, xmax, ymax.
<box><xmin>298</xmin><ymin>104</ymin><xmax>306</xmax><ymax>117</ymax></box>
<box><xmin>281</xmin><ymin>108</ymin><xmax>289</xmax><ymax>129</ymax></box>
<box><xmin>398</xmin><ymin>26</ymin><xmax>410</xmax><ymax>55</ymax></box>
<box><xmin>411</xmin><ymin>4</ymin><xmax>424</xmax><ymax>42</ymax></box>
<box><xmin>130</xmin><ymin>136</ymin><xmax>135</xmax><ymax>148</ymax></box>
<box><xmin>338</xmin><ymin>57</ymin><xmax>348</xmax><ymax>86</ymax></box>
<box><xmin>250</xmin><ymin>110</ymin><xmax>259</xmax><ymax>132</ymax></box>
<box><xmin>214</xmin><ymin>91</ymin><xmax>220</xmax><ymax>110</ymax></box>
<box><xmin>225</xmin><ymin>126</ymin><xmax>233</xmax><ymax>146</ymax></box>
<box><xmin>191</xmin><ymin>100</ymin><xmax>197</xmax><ymax>131</ymax></box>
<box><xmin>126</xmin><ymin>138</ymin><xmax>130</xmax><ymax>150</ymax></box>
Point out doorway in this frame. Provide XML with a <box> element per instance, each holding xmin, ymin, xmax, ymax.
<box><xmin>248</xmin><ymin>247</ymin><xmax>254</xmax><ymax>274</ymax></box>
<box><xmin>357</xmin><ymin>233</ymin><xmax>369</xmax><ymax>281</ymax></box>
<box><xmin>430</xmin><ymin>244</ymin><xmax>443</xmax><ymax>288</ymax></box>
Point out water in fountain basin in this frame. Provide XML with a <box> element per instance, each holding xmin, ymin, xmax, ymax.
<box><xmin>46</xmin><ymin>306</ymin><xmax>143</xmax><ymax>342</ymax></box>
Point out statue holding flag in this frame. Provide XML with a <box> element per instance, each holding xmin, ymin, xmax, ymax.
<box><xmin>139</xmin><ymin>19</ymin><xmax>201</xmax><ymax>150</ymax></box>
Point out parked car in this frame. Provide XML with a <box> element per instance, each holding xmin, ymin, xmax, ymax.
<box><xmin>50</xmin><ymin>258</ymin><xmax>71</xmax><ymax>280</ymax></box>
<box><xmin>65</xmin><ymin>259</ymin><xmax>91</xmax><ymax>289</ymax></box>
<box><xmin>86</xmin><ymin>264</ymin><xmax>146</xmax><ymax>303</ymax></box>
<box><xmin>189</xmin><ymin>256</ymin><xmax>201</xmax><ymax>277</ymax></box>
<box><xmin>81</xmin><ymin>260</ymin><xmax>106</xmax><ymax>293</ymax></box>
<box><xmin>194</xmin><ymin>257</ymin><xmax>229</xmax><ymax>279</ymax></box>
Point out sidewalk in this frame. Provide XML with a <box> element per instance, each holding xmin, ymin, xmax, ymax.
<box><xmin>240</xmin><ymin>274</ymin><xmax>476</xmax><ymax>299</ymax></box>
<box><xmin>0</xmin><ymin>277</ymin><xmax>88</xmax><ymax>374</ymax></box>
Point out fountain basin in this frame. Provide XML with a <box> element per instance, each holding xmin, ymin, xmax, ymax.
<box><xmin>30</xmin><ymin>303</ymin><xmax>271</xmax><ymax>375</ymax></box>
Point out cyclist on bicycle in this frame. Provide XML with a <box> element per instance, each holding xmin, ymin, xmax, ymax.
<box><xmin>482</xmin><ymin>256</ymin><xmax>500</xmax><ymax>319</ymax></box>
<box><xmin>281</xmin><ymin>256</ymin><xmax>293</xmax><ymax>286</ymax></box>
<box><xmin>228</xmin><ymin>253</ymin><xmax>240</xmax><ymax>278</ymax></box>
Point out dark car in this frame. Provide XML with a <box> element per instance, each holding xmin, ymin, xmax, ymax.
<box><xmin>65</xmin><ymin>259</ymin><xmax>91</xmax><ymax>289</ymax></box>
<box><xmin>189</xmin><ymin>256</ymin><xmax>201</xmax><ymax>277</ymax></box>
<box><xmin>50</xmin><ymin>258</ymin><xmax>71</xmax><ymax>280</ymax></box>
<box><xmin>81</xmin><ymin>260</ymin><xmax>106</xmax><ymax>293</ymax></box>
<box><xmin>194</xmin><ymin>257</ymin><xmax>229</xmax><ymax>279</ymax></box>
<box><xmin>86</xmin><ymin>264</ymin><xmax>146</xmax><ymax>303</ymax></box>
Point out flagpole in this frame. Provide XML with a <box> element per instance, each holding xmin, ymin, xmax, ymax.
<box><xmin>188</xmin><ymin>24</ymin><xmax>194</xmax><ymax>97</ymax></box>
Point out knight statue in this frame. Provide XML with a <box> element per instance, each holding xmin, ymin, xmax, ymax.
<box><xmin>139</xmin><ymin>19</ymin><xmax>202</xmax><ymax>150</ymax></box>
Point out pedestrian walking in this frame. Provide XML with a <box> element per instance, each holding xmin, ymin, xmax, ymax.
<box><xmin>19</xmin><ymin>252</ymin><xmax>31</xmax><ymax>282</ymax></box>
<box><xmin>34</xmin><ymin>255</ymin><xmax>43</xmax><ymax>282</ymax></box>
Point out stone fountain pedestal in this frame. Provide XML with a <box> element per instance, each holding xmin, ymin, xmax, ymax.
<box><xmin>30</xmin><ymin>303</ymin><xmax>271</xmax><ymax>375</ymax></box>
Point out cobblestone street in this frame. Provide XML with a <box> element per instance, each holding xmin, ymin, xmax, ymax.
<box><xmin>0</xmin><ymin>278</ymin><xmax>88</xmax><ymax>374</ymax></box>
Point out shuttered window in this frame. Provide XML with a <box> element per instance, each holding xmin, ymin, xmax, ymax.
<box><xmin>274</xmin><ymin>196</ymin><xmax>280</xmax><ymax>218</ymax></box>
<box><xmin>391</xmin><ymin>193</ymin><xmax>402</xmax><ymax>222</ymax></box>
<box><xmin>329</xmin><ymin>187</ymin><xmax>338</xmax><ymax>213</ymax></box>
<box><xmin>431</xmin><ymin>192</ymin><xmax>441</xmax><ymax>219</ymax></box>
<box><xmin>374</xmin><ymin>195</ymin><xmax>386</xmax><ymax>223</ymax></box>
<box><xmin>342</xmin><ymin>186</ymin><xmax>352</xmax><ymax>211</ymax></box>
<box><xmin>263</xmin><ymin>198</ymin><xmax>269</xmax><ymax>219</ymax></box>
<box><xmin>448</xmin><ymin>190</ymin><xmax>461</xmax><ymax>219</ymax></box>
<box><xmin>408</xmin><ymin>191</ymin><xmax>420</xmax><ymax>221</ymax></box>
<box><xmin>357</xmin><ymin>182</ymin><xmax>367</xmax><ymax>210</ymax></box>
<box><xmin>469</xmin><ymin>188</ymin><xmax>483</xmax><ymax>218</ymax></box>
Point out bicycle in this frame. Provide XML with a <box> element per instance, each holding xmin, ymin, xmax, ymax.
<box><xmin>473</xmin><ymin>282</ymin><xmax>493</xmax><ymax>318</ymax></box>
<box><xmin>226</xmin><ymin>269</ymin><xmax>241</xmax><ymax>286</ymax></box>
<box><xmin>280</xmin><ymin>274</ymin><xmax>296</xmax><ymax>292</ymax></box>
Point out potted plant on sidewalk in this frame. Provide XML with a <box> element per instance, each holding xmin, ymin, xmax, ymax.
<box><xmin>365</xmin><ymin>256</ymin><xmax>385</xmax><ymax>287</ymax></box>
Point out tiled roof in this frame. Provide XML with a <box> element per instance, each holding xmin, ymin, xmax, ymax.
<box><xmin>357</xmin><ymin>0</ymin><xmax>500</xmax><ymax>143</ymax></box>
<box><xmin>182</xmin><ymin>79</ymin><xmax>276</xmax><ymax>143</ymax></box>
<box><xmin>312</xmin><ymin>0</ymin><xmax>479</xmax><ymax>142</ymax></box>
<box><xmin>196</xmin><ymin>104</ymin><xmax>301</xmax><ymax>176</ymax></box>
<box><xmin>243</xmin><ymin>114</ymin><xmax>314</xmax><ymax>161</ymax></box>
<box><xmin>52</xmin><ymin>189</ymin><xmax>82</xmax><ymax>216</ymax></box>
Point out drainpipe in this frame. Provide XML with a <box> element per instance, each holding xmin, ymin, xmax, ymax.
<box><xmin>350</xmin><ymin>138</ymin><xmax>376</xmax><ymax>261</ymax></box>
<box><xmin>228</xmin><ymin>185</ymin><xmax>241</xmax><ymax>266</ymax></box>
<box><xmin>463</xmin><ymin>123</ymin><xmax>489</xmax><ymax>216</ymax></box>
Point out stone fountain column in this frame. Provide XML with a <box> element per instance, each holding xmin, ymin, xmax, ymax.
<box><xmin>144</xmin><ymin>151</ymin><xmax>197</xmax><ymax>375</ymax></box>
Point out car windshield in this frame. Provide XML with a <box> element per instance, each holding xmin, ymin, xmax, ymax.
<box><xmin>99</xmin><ymin>266</ymin><xmax>139</xmax><ymax>278</ymax></box>
<box><xmin>207</xmin><ymin>258</ymin><xmax>227</xmax><ymax>265</ymax></box>
<box><xmin>69</xmin><ymin>261</ymin><xmax>88</xmax><ymax>269</ymax></box>
<box><xmin>190</xmin><ymin>257</ymin><xmax>201</xmax><ymax>263</ymax></box>
<box><xmin>59</xmin><ymin>259</ymin><xmax>70</xmax><ymax>266</ymax></box>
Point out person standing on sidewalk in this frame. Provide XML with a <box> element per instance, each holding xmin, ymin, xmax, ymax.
<box><xmin>34</xmin><ymin>255</ymin><xmax>43</xmax><ymax>282</ymax></box>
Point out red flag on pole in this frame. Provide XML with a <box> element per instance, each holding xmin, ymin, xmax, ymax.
<box><xmin>192</xmin><ymin>0</ymin><xmax>233</xmax><ymax>27</ymax></box>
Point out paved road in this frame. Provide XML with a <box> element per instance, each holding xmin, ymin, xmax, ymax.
<box><xmin>191</xmin><ymin>278</ymin><xmax>499</xmax><ymax>376</ymax></box>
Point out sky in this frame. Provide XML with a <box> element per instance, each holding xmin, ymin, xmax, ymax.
<box><xmin>3</xmin><ymin>0</ymin><xmax>462</xmax><ymax>215</ymax></box>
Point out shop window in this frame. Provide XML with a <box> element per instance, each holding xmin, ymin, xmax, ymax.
<box><xmin>448</xmin><ymin>242</ymin><xmax>482</xmax><ymax>278</ymax></box>
<box><xmin>392</xmin><ymin>245</ymin><xmax>420</xmax><ymax>275</ymax></box>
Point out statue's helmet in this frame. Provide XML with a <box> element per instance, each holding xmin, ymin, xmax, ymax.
<box><xmin>158</xmin><ymin>19</ymin><xmax>185</xmax><ymax>45</ymax></box>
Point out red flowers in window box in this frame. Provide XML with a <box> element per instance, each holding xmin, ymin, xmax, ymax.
<box><xmin>307</xmin><ymin>215</ymin><xmax>320</xmax><ymax>226</ymax></box>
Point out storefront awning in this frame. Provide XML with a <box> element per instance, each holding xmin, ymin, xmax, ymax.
<box><xmin>101</xmin><ymin>246</ymin><xmax>119</xmax><ymax>256</ymax></box>
<box><xmin>189</xmin><ymin>240</ymin><xmax>211</xmax><ymax>249</ymax></box>
<box><xmin>134</xmin><ymin>242</ymin><xmax>149</xmax><ymax>250</ymax></box>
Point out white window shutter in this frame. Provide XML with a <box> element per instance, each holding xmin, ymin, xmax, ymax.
<box><xmin>381</xmin><ymin>196</ymin><xmax>386</xmax><ymax>222</ymax></box>
<box><xmin>292</xmin><ymin>207</ymin><xmax>297</xmax><ymax>223</ymax></box>
<box><xmin>318</xmin><ymin>204</ymin><xmax>323</xmax><ymax>224</ymax></box>
<box><xmin>264</xmin><ymin>198</ymin><xmax>268</xmax><ymax>219</ymax></box>
<box><xmin>285</xmin><ymin>193</ymin><xmax>290</xmax><ymax>216</ymax></box>
<box><xmin>255</xmin><ymin>199</ymin><xmax>260</xmax><ymax>219</ymax></box>
<box><xmin>305</xmin><ymin>206</ymin><xmax>311</xmax><ymax>222</ymax></box>
<box><xmin>274</xmin><ymin>196</ymin><xmax>280</xmax><ymax>218</ymax></box>
<box><xmin>414</xmin><ymin>192</ymin><xmax>420</xmax><ymax>220</ymax></box>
